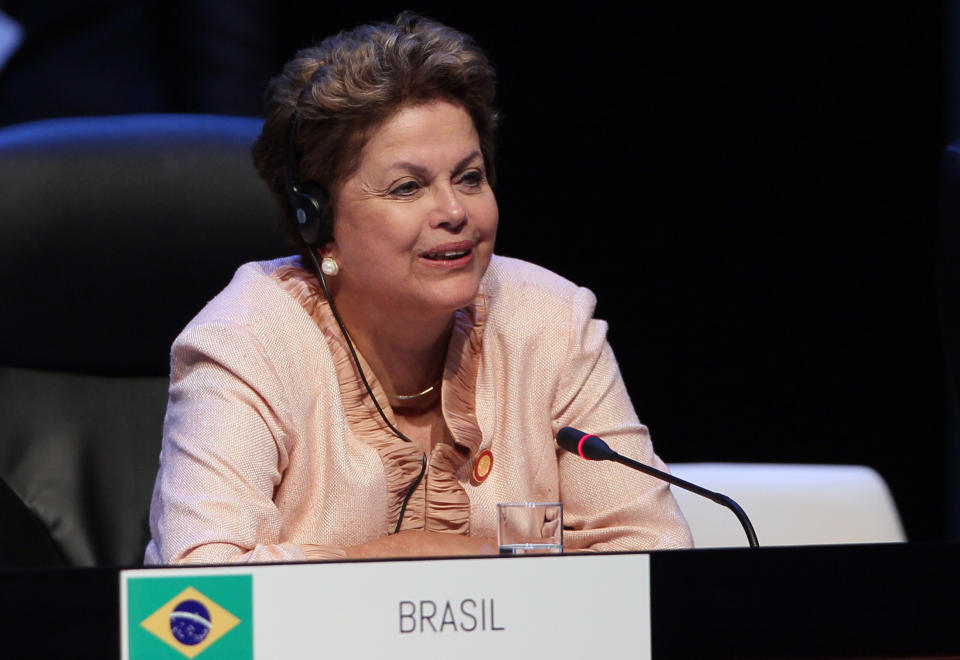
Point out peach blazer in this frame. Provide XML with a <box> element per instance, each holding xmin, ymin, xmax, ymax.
<box><xmin>144</xmin><ymin>255</ymin><xmax>692</xmax><ymax>564</ymax></box>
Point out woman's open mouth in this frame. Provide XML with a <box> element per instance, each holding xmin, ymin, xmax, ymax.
<box><xmin>422</xmin><ymin>249</ymin><xmax>471</xmax><ymax>260</ymax></box>
<box><xmin>420</xmin><ymin>243</ymin><xmax>475</xmax><ymax>267</ymax></box>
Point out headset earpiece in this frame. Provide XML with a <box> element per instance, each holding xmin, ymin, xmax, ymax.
<box><xmin>283</xmin><ymin>112</ymin><xmax>332</xmax><ymax>248</ymax></box>
<box><xmin>291</xmin><ymin>182</ymin><xmax>329</xmax><ymax>247</ymax></box>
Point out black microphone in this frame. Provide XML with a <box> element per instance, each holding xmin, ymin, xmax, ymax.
<box><xmin>557</xmin><ymin>426</ymin><xmax>759</xmax><ymax>548</ymax></box>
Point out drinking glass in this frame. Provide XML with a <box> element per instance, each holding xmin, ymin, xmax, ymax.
<box><xmin>497</xmin><ymin>502</ymin><xmax>563</xmax><ymax>555</ymax></box>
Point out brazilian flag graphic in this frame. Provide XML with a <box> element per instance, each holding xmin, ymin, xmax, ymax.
<box><xmin>127</xmin><ymin>575</ymin><xmax>252</xmax><ymax>659</ymax></box>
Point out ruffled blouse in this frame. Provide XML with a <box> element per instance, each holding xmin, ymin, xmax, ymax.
<box><xmin>274</xmin><ymin>262</ymin><xmax>486</xmax><ymax>536</ymax></box>
<box><xmin>145</xmin><ymin>255</ymin><xmax>693</xmax><ymax>565</ymax></box>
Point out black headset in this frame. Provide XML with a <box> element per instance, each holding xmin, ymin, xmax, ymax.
<box><xmin>283</xmin><ymin>111</ymin><xmax>332</xmax><ymax>248</ymax></box>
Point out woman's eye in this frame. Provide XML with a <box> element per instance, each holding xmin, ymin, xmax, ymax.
<box><xmin>458</xmin><ymin>169</ymin><xmax>484</xmax><ymax>187</ymax></box>
<box><xmin>390</xmin><ymin>180</ymin><xmax>420</xmax><ymax>197</ymax></box>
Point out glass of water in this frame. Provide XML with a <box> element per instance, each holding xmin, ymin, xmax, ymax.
<box><xmin>497</xmin><ymin>502</ymin><xmax>563</xmax><ymax>555</ymax></box>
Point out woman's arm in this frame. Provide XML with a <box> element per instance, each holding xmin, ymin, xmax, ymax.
<box><xmin>326</xmin><ymin>530</ymin><xmax>495</xmax><ymax>560</ymax></box>
<box><xmin>551</xmin><ymin>287</ymin><xmax>694</xmax><ymax>552</ymax></box>
<box><xmin>147</xmin><ymin>320</ymin><xmax>320</xmax><ymax>564</ymax></box>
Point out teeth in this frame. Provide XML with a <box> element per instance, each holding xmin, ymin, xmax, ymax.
<box><xmin>424</xmin><ymin>250</ymin><xmax>469</xmax><ymax>260</ymax></box>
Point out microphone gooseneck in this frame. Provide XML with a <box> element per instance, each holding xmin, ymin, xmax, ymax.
<box><xmin>556</xmin><ymin>426</ymin><xmax>760</xmax><ymax>548</ymax></box>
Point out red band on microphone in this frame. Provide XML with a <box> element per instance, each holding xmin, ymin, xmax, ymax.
<box><xmin>577</xmin><ymin>434</ymin><xmax>599</xmax><ymax>460</ymax></box>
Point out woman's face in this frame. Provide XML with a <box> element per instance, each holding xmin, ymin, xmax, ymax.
<box><xmin>326</xmin><ymin>100</ymin><xmax>498</xmax><ymax>322</ymax></box>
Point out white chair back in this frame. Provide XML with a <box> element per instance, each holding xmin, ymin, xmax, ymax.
<box><xmin>668</xmin><ymin>463</ymin><xmax>907</xmax><ymax>548</ymax></box>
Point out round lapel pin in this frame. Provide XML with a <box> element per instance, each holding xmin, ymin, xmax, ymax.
<box><xmin>471</xmin><ymin>449</ymin><xmax>493</xmax><ymax>483</ymax></box>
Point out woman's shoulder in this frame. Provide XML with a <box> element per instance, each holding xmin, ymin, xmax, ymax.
<box><xmin>176</xmin><ymin>255</ymin><xmax>309</xmax><ymax>342</ymax></box>
<box><xmin>169</xmin><ymin>255</ymin><xmax>332</xmax><ymax>396</ymax></box>
<box><xmin>480</xmin><ymin>255</ymin><xmax>596</xmax><ymax>320</ymax></box>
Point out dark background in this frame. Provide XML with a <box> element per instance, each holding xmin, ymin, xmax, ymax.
<box><xmin>1</xmin><ymin>2</ymin><xmax>955</xmax><ymax>542</ymax></box>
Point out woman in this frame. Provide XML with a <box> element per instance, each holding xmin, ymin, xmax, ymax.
<box><xmin>145</xmin><ymin>12</ymin><xmax>691</xmax><ymax>564</ymax></box>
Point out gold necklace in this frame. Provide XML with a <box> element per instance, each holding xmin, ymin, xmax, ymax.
<box><xmin>385</xmin><ymin>380</ymin><xmax>442</xmax><ymax>401</ymax></box>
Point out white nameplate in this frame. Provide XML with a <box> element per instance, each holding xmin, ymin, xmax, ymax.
<box><xmin>121</xmin><ymin>553</ymin><xmax>651</xmax><ymax>659</ymax></box>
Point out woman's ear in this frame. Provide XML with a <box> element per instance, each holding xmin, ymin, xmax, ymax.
<box><xmin>320</xmin><ymin>239</ymin><xmax>337</xmax><ymax>261</ymax></box>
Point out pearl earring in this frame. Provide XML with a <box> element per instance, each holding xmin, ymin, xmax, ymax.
<box><xmin>320</xmin><ymin>256</ymin><xmax>340</xmax><ymax>276</ymax></box>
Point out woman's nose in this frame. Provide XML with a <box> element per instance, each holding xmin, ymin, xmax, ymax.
<box><xmin>429</xmin><ymin>185</ymin><xmax>467</xmax><ymax>229</ymax></box>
